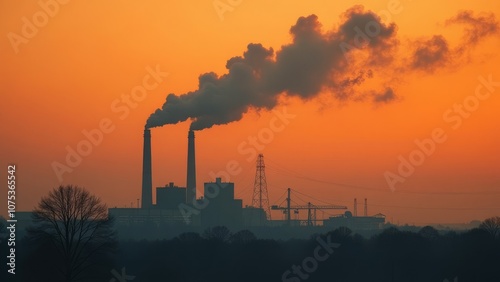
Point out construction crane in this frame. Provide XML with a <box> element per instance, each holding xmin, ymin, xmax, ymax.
<box><xmin>271</xmin><ymin>188</ymin><xmax>347</xmax><ymax>226</ymax></box>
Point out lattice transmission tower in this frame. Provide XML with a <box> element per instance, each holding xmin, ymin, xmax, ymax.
<box><xmin>252</xmin><ymin>154</ymin><xmax>272</xmax><ymax>220</ymax></box>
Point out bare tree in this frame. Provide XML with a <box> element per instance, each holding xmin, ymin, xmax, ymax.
<box><xmin>479</xmin><ymin>216</ymin><xmax>500</xmax><ymax>239</ymax></box>
<box><xmin>28</xmin><ymin>185</ymin><xmax>116</xmax><ymax>282</ymax></box>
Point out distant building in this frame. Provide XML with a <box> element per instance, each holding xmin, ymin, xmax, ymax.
<box><xmin>110</xmin><ymin>182</ymin><xmax>195</xmax><ymax>226</ymax></box>
<box><xmin>242</xmin><ymin>206</ymin><xmax>268</xmax><ymax>227</ymax></box>
<box><xmin>323</xmin><ymin>211</ymin><xmax>385</xmax><ymax>230</ymax></box>
<box><xmin>109</xmin><ymin>207</ymin><xmax>190</xmax><ymax>226</ymax></box>
<box><xmin>156</xmin><ymin>183</ymin><xmax>186</xmax><ymax>209</ymax></box>
<box><xmin>201</xmin><ymin>178</ymin><xmax>243</xmax><ymax>228</ymax></box>
<box><xmin>109</xmin><ymin>178</ymin><xmax>270</xmax><ymax>228</ymax></box>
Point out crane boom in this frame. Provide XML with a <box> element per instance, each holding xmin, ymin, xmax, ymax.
<box><xmin>271</xmin><ymin>188</ymin><xmax>348</xmax><ymax>226</ymax></box>
<box><xmin>271</xmin><ymin>205</ymin><xmax>347</xmax><ymax>210</ymax></box>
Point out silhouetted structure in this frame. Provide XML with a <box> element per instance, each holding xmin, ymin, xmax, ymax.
<box><xmin>364</xmin><ymin>198</ymin><xmax>368</xmax><ymax>216</ymax></box>
<box><xmin>202</xmin><ymin>178</ymin><xmax>243</xmax><ymax>228</ymax></box>
<box><xmin>141</xmin><ymin>128</ymin><xmax>153</xmax><ymax>209</ymax></box>
<box><xmin>112</xmin><ymin>129</ymin><xmax>387</xmax><ymax>233</ymax></box>
<box><xmin>242</xmin><ymin>206</ymin><xmax>268</xmax><ymax>227</ymax></box>
<box><xmin>252</xmin><ymin>154</ymin><xmax>271</xmax><ymax>220</ymax></box>
<box><xmin>186</xmin><ymin>130</ymin><xmax>196</xmax><ymax>205</ymax></box>
<box><xmin>324</xmin><ymin>211</ymin><xmax>386</xmax><ymax>230</ymax></box>
<box><xmin>271</xmin><ymin>188</ymin><xmax>348</xmax><ymax>226</ymax></box>
<box><xmin>354</xmin><ymin>198</ymin><xmax>358</xmax><ymax>216</ymax></box>
<box><xmin>157</xmin><ymin>183</ymin><xmax>186</xmax><ymax>209</ymax></box>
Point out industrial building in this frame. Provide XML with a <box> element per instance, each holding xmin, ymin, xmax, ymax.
<box><xmin>109</xmin><ymin>128</ymin><xmax>385</xmax><ymax>232</ymax></box>
<box><xmin>201</xmin><ymin>178</ymin><xmax>243</xmax><ymax>228</ymax></box>
<box><xmin>323</xmin><ymin>212</ymin><xmax>386</xmax><ymax>230</ymax></box>
<box><xmin>323</xmin><ymin>199</ymin><xmax>385</xmax><ymax>230</ymax></box>
<box><xmin>109</xmin><ymin>128</ymin><xmax>266</xmax><ymax>228</ymax></box>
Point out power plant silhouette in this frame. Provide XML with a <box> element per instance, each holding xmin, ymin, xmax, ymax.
<box><xmin>141</xmin><ymin>128</ymin><xmax>197</xmax><ymax>208</ymax></box>
<box><xmin>110</xmin><ymin>128</ymin><xmax>267</xmax><ymax>228</ymax></box>
<box><xmin>141</xmin><ymin>128</ymin><xmax>197</xmax><ymax>210</ymax></box>
<box><xmin>109</xmin><ymin>128</ymin><xmax>385</xmax><ymax>231</ymax></box>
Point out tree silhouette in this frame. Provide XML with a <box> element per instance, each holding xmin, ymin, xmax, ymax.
<box><xmin>105</xmin><ymin>225</ymin><xmax>500</xmax><ymax>282</ymax></box>
<box><xmin>202</xmin><ymin>226</ymin><xmax>232</xmax><ymax>242</ymax></box>
<box><xmin>479</xmin><ymin>216</ymin><xmax>500</xmax><ymax>239</ymax></box>
<box><xmin>418</xmin><ymin>226</ymin><xmax>440</xmax><ymax>240</ymax></box>
<box><xmin>27</xmin><ymin>185</ymin><xmax>117</xmax><ymax>282</ymax></box>
<box><xmin>229</xmin><ymin>229</ymin><xmax>257</xmax><ymax>243</ymax></box>
<box><xmin>177</xmin><ymin>231</ymin><xmax>202</xmax><ymax>242</ymax></box>
<box><xmin>329</xmin><ymin>226</ymin><xmax>353</xmax><ymax>240</ymax></box>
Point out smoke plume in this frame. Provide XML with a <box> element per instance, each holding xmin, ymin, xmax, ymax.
<box><xmin>409</xmin><ymin>11</ymin><xmax>498</xmax><ymax>73</ymax></box>
<box><xmin>447</xmin><ymin>10</ymin><xmax>499</xmax><ymax>48</ymax></box>
<box><xmin>146</xmin><ymin>7</ymin><xmax>498</xmax><ymax>130</ymax></box>
<box><xmin>147</xmin><ymin>6</ymin><xmax>398</xmax><ymax>130</ymax></box>
<box><xmin>410</xmin><ymin>35</ymin><xmax>451</xmax><ymax>72</ymax></box>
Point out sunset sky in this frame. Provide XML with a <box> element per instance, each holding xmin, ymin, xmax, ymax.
<box><xmin>1</xmin><ymin>0</ymin><xmax>499</xmax><ymax>225</ymax></box>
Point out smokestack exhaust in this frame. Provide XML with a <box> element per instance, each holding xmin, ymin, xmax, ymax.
<box><xmin>141</xmin><ymin>128</ymin><xmax>153</xmax><ymax>209</ymax></box>
<box><xmin>186</xmin><ymin>130</ymin><xmax>196</xmax><ymax>205</ymax></box>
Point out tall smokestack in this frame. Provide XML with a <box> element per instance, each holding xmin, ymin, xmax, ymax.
<box><xmin>364</xmin><ymin>198</ymin><xmax>367</xmax><ymax>217</ymax></box>
<box><xmin>186</xmin><ymin>130</ymin><xmax>196</xmax><ymax>205</ymax></box>
<box><xmin>354</xmin><ymin>198</ymin><xmax>357</xmax><ymax>217</ymax></box>
<box><xmin>141</xmin><ymin>128</ymin><xmax>153</xmax><ymax>209</ymax></box>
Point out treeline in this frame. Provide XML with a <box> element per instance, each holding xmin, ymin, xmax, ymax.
<box><xmin>1</xmin><ymin>222</ymin><xmax>500</xmax><ymax>281</ymax></box>
<box><xmin>112</xmin><ymin>225</ymin><xmax>500</xmax><ymax>282</ymax></box>
<box><xmin>3</xmin><ymin>186</ymin><xmax>499</xmax><ymax>282</ymax></box>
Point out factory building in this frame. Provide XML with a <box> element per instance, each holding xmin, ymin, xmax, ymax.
<box><xmin>242</xmin><ymin>207</ymin><xmax>268</xmax><ymax>227</ymax></box>
<box><xmin>109</xmin><ymin>207</ymin><xmax>187</xmax><ymax>226</ymax></box>
<box><xmin>156</xmin><ymin>183</ymin><xmax>186</xmax><ymax>210</ymax></box>
<box><xmin>110</xmin><ymin>128</ymin><xmax>267</xmax><ymax>228</ymax></box>
<box><xmin>323</xmin><ymin>211</ymin><xmax>386</xmax><ymax>230</ymax></box>
<box><xmin>110</xmin><ymin>127</ymin><xmax>385</xmax><ymax>232</ymax></box>
<box><xmin>201</xmin><ymin>178</ymin><xmax>243</xmax><ymax>228</ymax></box>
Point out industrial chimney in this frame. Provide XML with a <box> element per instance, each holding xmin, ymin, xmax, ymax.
<box><xmin>186</xmin><ymin>130</ymin><xmax>196</xmax><ymax>205</ymax></box>
<box><xmin>364</xmin><ymin>198</ymin><xmax>367</xmax><ymax>217</ymax></box>
<box><xmin>141</xmin><ymin>128</ymin><xmax>153</xmax><ymax>209</ymax></box>
<box><xmin>354</xmin><ymin>198</ymin><xmax>357</xmax><ymax>217</ymax></box>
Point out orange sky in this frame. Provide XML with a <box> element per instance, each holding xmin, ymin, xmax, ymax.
<box><xmin>1</xmin><ymin>0</ymin><xmax>499</xmax><ymax>225</ymax></box>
